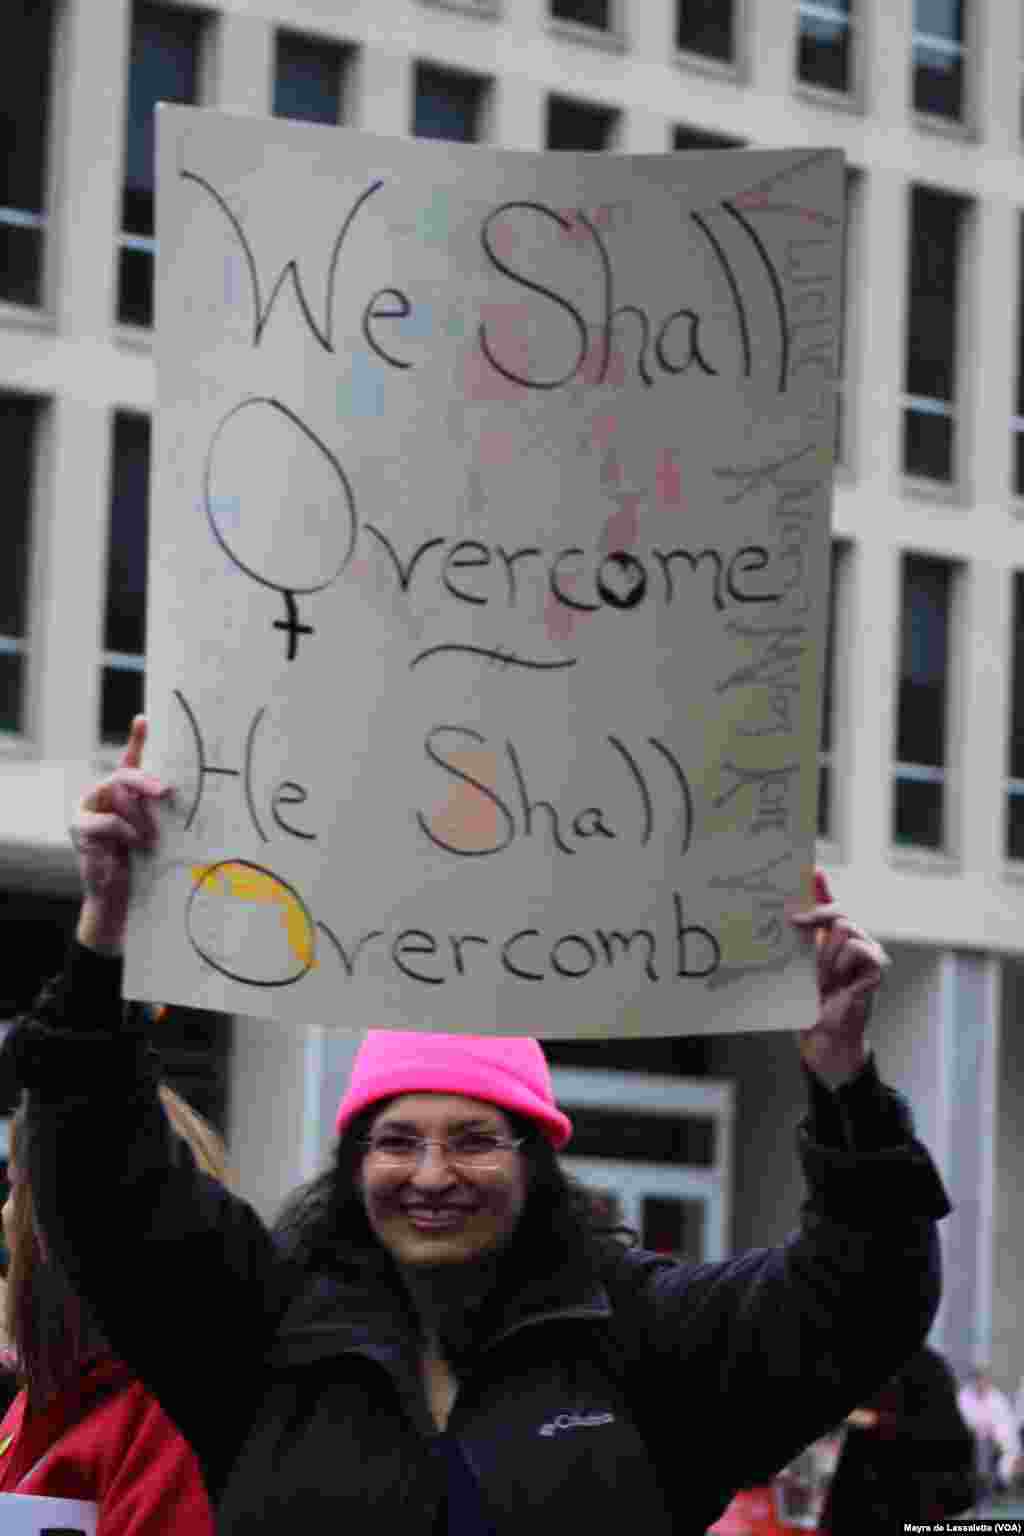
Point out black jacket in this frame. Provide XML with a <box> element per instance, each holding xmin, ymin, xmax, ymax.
<box><xmin>12</xmin><ymin>944</ymin><xmax>951</xmax><ymax>1534</ymax></box>
<box><xmin>821</xmin><ymin>1346</ymin><xmax>976</xmax><ymax>1531</ymax></box>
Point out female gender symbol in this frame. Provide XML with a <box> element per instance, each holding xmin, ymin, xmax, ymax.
<box><xmin>203</xmin><ymin>396</ymin><xmax>358</xmax><ymax>659</ymax></box>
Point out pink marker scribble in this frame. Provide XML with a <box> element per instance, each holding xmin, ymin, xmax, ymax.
<box><xmin>558</xmin><ymin>211</ymin><xmax>591</xmax><ymax>243</ymax></box>
<box><xmin>600</xmin><ymin>450</ymin><xmax>622</xmax><ymax>488</ymax></box>
<box><xmin>476</xmin><ymin>428</ymin><xmax>517</xmax><ymax>468</ymax></box>
<box><xmin>544</xmin><ymin>579</ymin><xmax>594</xmax><ymax>646</ymax></box>
<box><xmin>731</xmin><ymin>193</ymin><xmax>832</xmax><ymax>227</ymax></box>
<box><xmin>429</xmin><ymin>750</ymin><xmax>503</xmax><ymax>854</ymax></box>
<box><xmin>488</xmin><ymin>218</ymin><xmax>519</xmax><ymax>262</ymax></box>
<box><xmin>579</xmin><ymin>335</ymin><xmax>626</xmax><ymax>390</ymax></box>
<box><xmin>600</xmin><ymin>494</ymin><xmax>642</xmax><ymax>554</ymax></box>
<box><xmin>464</xmin><ymin>304</ymin><xmax>533</xmax><ymax>401</ymax></box>
<box><xmin>589</xmin><ymin>413</ymin><xmax>619</xmax><ymax>451</ymax></box>
<box><xmin>655</xmin><ymin>449</ymin><xmax>683</xmax><ymax>509</ymax></box>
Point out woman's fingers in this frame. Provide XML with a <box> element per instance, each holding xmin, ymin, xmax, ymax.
<box><xmin>81</xmin><ymin>767</ymin><xmax>166</xmax><ymax>812</ymax></box>
<box><xmin>75</xmin><ymin>809</ymin><xmax>149</xmax><ymax>850</ymax></box>
<box><xmin>119</xmin><ymin>715</ymin><xmax>147</xmax><ymax>772</ymax></box>
<box><xmin>106</xmin><ymin>781</ymin><xmax>159</xmax><ymax>847</ymax></box>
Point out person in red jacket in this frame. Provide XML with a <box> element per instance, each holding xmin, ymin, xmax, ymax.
<box><xmin>0</xmin><ymin>1083</ymin><xmax>219</xmax><ymax>1534</ymax></box>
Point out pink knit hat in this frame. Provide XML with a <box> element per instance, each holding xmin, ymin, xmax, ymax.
<box><xmin>334</xmin><ymin>1031</ymin><xmax>573</xmax><ymax>1149</ymax></box>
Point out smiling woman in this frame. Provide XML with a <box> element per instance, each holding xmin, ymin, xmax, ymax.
<box><xmin>4</xmin><ymin>717</ymin><xmax>955</xmax><ymax>1535</ymax></box>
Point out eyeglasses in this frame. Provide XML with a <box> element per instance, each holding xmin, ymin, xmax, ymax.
<box><xmin>361</xmin><ymin>1130</ymin><xmax>525</xmax><ymax>1172</ymax></box>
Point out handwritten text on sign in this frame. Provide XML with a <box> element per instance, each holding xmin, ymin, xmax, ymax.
<box><xmin>123</xmin><ymin>109</ymin><xmax>843</xmax><ymax>1037</ymax></box>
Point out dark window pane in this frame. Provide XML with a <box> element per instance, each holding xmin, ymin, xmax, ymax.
<box><xmin>101</xmin><ymin>665</ymin><xmax>145</xmax><ymax>745</ymax></box>
<box><xmin>913</xmin><ymin>44</ymin><xmax>963</xmax><ymax>118</ymax></box>
<box><xmin>273</xmin><ymin>30</ymin><xmax>348</xmax><ymax>125</ymax></box>
<box><xmin>817</xmin><ymin>761</ymin><xmax>832</xmax><ymax>839</ymax></box>
<box><xmin>104</xmin><ymin>413</ymin><xmax>151</xmax><ymax>656</ymax></box>
<box><xmin>561</xmin><ymin>1106</ymin><xmax>715</xmax><ymax>1166</ymax></box>
<box><xmin>1007</xmin><ymin>793</ymin><xmax>1024</xmax><ymax>862</ymax></box>
<box><xmin>914</xmin><ymin>0</ymin><xmax>963</xmax><ymax>33</ymax></box>
<box><xmin>673</xmin><ymin>125</ymin><xmax>742</xmax><ymax>150</ymax></box>
<box><xmin>551</xmin><ymin>0</ymin><xmax>611</xmax><ymax>25</ymax></box>
<box><xmin>1008</xmin><ymin>574</ymin><xmax>1024</xmax><ymax>781</ymax></box>
<box><xmin>893</xmin><ymin>776</ymin><xmax>944</xmax><ymax>849</ymax></box>
<box><xmin>902</xmin><ymin>407</ymin><xmax>953</xmax><ymax>481</ymax></box>
<box><xmin>905</xmin><ymin>185</ymin><xmax>965</xmax><ymax>404</ymax></box>
<box><xmin>0</xmin><ymin>395</ymin><xmax>39</xmax><ymax>641</ymax></box>
<box><xmin>413</xmin><ymin>64</ymin><xmax>486</xmax><ymax>143</ymax></box>
<box><xmin>0</xmin><ymin>222</ymin><xmax>43</xmax><ymax>309</ymax></box>
<box><xmin>676</xmin><ymin>0</ymin><xmax>734</xmax><ymax>62</ymax></box>
<box><xmin>122</xmin><ymin>2</ymin><xmax>203</xmax><ymax>237</ymax></box>
<box><xmin>898</xmin><ymin>554</ymin><xmax>951</xmax><ymax>769</ymax></box>
<box><xmin>1015</xmin><ymin>431</ymin><xmax>1024</xmax><ymax>499</ymax></box>
<box><xmin>912</xmin><ymin>0</ymin><xmax>964</xmax><ymax>117</ymax></box>
<box><xmin>546</xmin><ymin>95</ymin><xmax>617</xmax><ymax>150</ymax></box>
<box><xmin>821</xmin><ymin>543</ymin><xmax>842</xmax><ymax>755</ymax></box>
<box><xmin>641</xmin><ymin>1196</ymin><xmax>705</xmax><ymax>1262</ymax></box>
<box><xmin>116</xmin><ymin>245</ymin><xmax>154</xmax><ymax>328</ymax></box>
<box><xmin>797</xmin><ymin>5</ymin><xmax>852</xmax><ymax>93</ymax></box>
<box><xmin>0</xmin><ymin>653</ymin><xmax>24</xmax><ymax>734</ymax></box>
<box><xmin>0</xmin><ymin>0</ymin><xmax>55</xmax><ymax>214</ymax></box>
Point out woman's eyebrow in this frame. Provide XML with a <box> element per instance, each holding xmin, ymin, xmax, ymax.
<box><xmin>374</xmin><ymin>1117</ymin><xmax>498</xmax><ymax>1133</ymax></box>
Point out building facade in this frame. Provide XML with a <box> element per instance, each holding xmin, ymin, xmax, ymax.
<box><xmin>2</xmin><ymin>0</ymin><xmax>1023</xmax><ymax>1390</ymax></box>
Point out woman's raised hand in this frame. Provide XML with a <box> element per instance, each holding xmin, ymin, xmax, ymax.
<box><xmin>790</xmin><ymin>869</ymin><xmax>890</xmax><ymax>1090</ymax></box>
<box><xmin>73</xmin><ymin>716</ymin><xmax>169</xmax><ymax>953</ymax></box>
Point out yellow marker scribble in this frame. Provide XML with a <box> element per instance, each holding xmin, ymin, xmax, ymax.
<box><xmin>191</xmin><ymin>863</ymin><xmax>317</xmax><ymax>970</ymax></box>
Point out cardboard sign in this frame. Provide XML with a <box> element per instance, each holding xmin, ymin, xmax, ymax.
<box><xmin>0</xmin><ymin>1494</ymin><xmax>98</xmax><ymax>1535</ymax></box>
<box><xmin>123</xmin><ymin>107</ymin><xmax>843</xmax><ymax>1037</ymax></box>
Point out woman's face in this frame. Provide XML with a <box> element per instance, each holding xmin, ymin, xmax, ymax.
<box><xmin>359</xmin><ymin>1094</ymin><xmax>528</xmax><ymax>1270</ymax></box>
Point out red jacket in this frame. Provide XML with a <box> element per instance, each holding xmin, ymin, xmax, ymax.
<box><xmin>0</xmin><ymin>1354</ymin><xmax>214</xmax><ymax>1534</ymax></box>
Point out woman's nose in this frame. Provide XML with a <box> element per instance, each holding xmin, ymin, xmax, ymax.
<box><xmin>409</xmin><ymin>1143</ymin><xmax>457</xmax><ymax>1187</ymax></box>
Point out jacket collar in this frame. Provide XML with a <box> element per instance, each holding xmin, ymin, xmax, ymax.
<box><xmin>269</xmin><ymin>1254</ymin><xmax>612</xmax><ymax>1368</ymax></box>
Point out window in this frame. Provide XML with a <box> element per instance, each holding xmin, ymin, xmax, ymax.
<box><xmin>902</xmin><ymin>185</ymin><xmax>969</xmax><ymax>484</ymax></box>
<box><xmin>912</xmin><ymin>0</ymin><xmax>965</xmax><ymax>121</ymax></box>
<box><xmin>0</xmin><ymin>1</ymin><xmax>56</xmax><ymax>306</ymax></box>
<box><xmin>273</xmin><ymin>30</ymin><xmax>354</xmax><ymax>125</ymax></box>
<box><xmin>551</xmin><ymin>0</ymin><xmax>611</xmax><ymax>27</ymax></box>
<box><xmin>546</xmin><ymin>95</ymin><xmax>619</xmax><ymax>150</ymax></box>
<box><xmin>796</xmin><ymin>0</ymin><xmax>853</xmax><ymax>95</ymax></box>
<box><xmin>0</xmin><ymin>394</ymin><xmax>42</xmax><ymax>734</ymax></box>
<box><xmin>1013</xmin><ymin>214</ymin><xmax>1024</xmax><ymax>498</ymax></box>
<box><xmin>893</xmin><ymin>554</ymin><xmax>954</xmax><ymax>850</ymax></box>
<box><xmin>676</xmin><ymin>1</ymin><xmax>735</xmax><ymax>65</ymax></box>
<box><xmin>101</xmin><ymin>414</ymin><xmax>150</xmax><ymax>744</ymax></box>
<box><xmin>673</xmin><ymin>125</ymin><xmax>742</xmax><ymax>150</ymax></box>
<box><xmin>1007</xmin><ymin>574</ymin><xmax>1024</xmax><ymax>860</ymax></box>
<box><xmin>119</xmin><ymin>2</ymin><xmax>206</xmax><ymax>329</ymax></box>
<box><xmin>412</xmin><ymin>63</ymin><xmax>489</xmax><ymax>142</ymax></box>
<box><xmin>818</xmin><ymin>541</ymin><xmax>847</xmax><ymax>841</ymax></box>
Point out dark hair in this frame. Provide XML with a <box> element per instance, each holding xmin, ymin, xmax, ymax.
<box><xmin>272</xmin><ymin>1100</ymin><xmax>636</xmax><ymax>1362</ymax></box>
<box><xmin>4</xmin><ymin>1097</ymin><xmax>108</xmax><ymax>1411</ymax></box>
<box><xmin>4</xmin><ymin>1086</ymin><xmax>229</xmax><ymax>1412</ymax></box>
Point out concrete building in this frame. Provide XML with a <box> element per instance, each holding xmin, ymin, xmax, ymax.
<box><xmin>2</xmin><ymin>0</ymin><xmax>1022</xmax><ymax>1390</ymax></box>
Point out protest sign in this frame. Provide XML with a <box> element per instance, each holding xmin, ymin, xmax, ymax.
<box><xmin>123</xmin><ymin>106</ymin><xmax>843</xmax><ymax>1037</ymax></box>
<box><xmin>0</xmin><ymin>1494</ymin><xmax>98</xmax><ymax>1535</ymax></box>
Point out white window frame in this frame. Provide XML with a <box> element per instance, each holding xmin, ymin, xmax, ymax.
<box><xmin>793</xmin><ymin>0</ymin><xmax>860</xmax><ymax>105</ymax></box>
<box><xmin>674</xmin><ymin>0</ymin><xmax>747</xmax><ymax>85</ymax></box>
<box><xmin>911</xmin><ymin>0</ymin><xmax>972</xmax><ymax>134</ymax></box>
<box><xmin>116</xmin><ymin>1</ymin><xmax>215</xmax><ymax>334</ymax></box>
<box><xmin>901</xmin><ymin>186</ymin><xmax>973</xmax><ymax>500</ymax></box>
<box><xmin>271</xmin><ymin>27</ymin><xmax>358</xmax><ymax>128</ymax></box>
<box><xmin>551</xmin><ymin>1068</ymin><xmax>734</xmax><ymax>1261</ymax></box>
<box><xmin>547</xmin><ymin>0</ymin><xmax>628</xmax><ymax>53</ymax></box>
<box><xmin>890</xmin><ymin>554</ymin><xmax>964</xmax><ymax>866</ymax></box>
